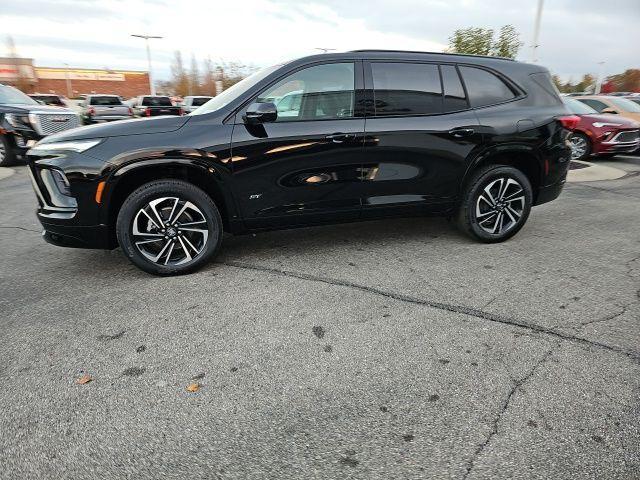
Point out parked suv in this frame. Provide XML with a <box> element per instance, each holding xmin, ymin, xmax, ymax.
<box><xmin>27</xmin><ymin>51</ymin><xmax>574</xmax><ymax>275</ymax></box>
<box><xmin>80</xmin><ymin>95</ymin><xmax>133</xmax><ymax>124</ymax></box>
<box><xmin>129</xmin><ymin>95</ymin><xmax>183</xmax><ymax>117</ymax></box>
<box><xmin>1</xmin><ymin>84</ymin><xmax>80</xmax><ymax>166</ymax></box>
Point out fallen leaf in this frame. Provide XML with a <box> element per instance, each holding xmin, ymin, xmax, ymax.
<box><xmin>76</xmin><ymin>374</ymin><xmax>92</xmax><ymax>385</ymax></box>
<box><xmin>186</xmin><ymin>382</ymin><xmax>200</xmax><ymax>393</ymax></box>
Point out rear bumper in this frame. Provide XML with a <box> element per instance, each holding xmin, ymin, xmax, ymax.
<box><xmin>534</xmin><ymin>179</ymin><xmax>566</xmax><ymax>206</ymax></box>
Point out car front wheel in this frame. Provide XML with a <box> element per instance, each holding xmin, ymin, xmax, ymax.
<box><xmin>456</xmin><ymin>165</ymin><xmax>533</xmax><ymax>243</ymax></box>
<box><xmin>116</xmin><ymin>180</ymin><xmax>223</xmax><ymax>275</ymax></box>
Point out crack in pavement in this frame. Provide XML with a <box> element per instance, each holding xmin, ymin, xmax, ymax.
<box><xmin>220</xmin><ymin>261</ymin><xmax>640</xmax><ymax>362</ymax></box>
<box><xmin>461</xmin><ymin>346</ymin><xmax>556</xmax><ymax>480</ymax></box>
<box><xmin>0</xmin><ymin>225</ymin><xmax>41</xmax><ymax>233</ymax></box>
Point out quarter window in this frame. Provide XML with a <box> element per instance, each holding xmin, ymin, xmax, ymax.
<box><xmin>441</xmin><ymin>65</ymin><xmax>468</xmax><ymax>112</ymax></box>
<box><xmin>372</xmin><ymin>62</ymin><xmax>443</xmax><ymax>116</ymax></box>
<box><xmin>459</xmin><ymin>66</ymin><xmax>516</xmax><ymax>107</ymax></box>
<box><xmin>257</xmin><ymin>63</ymin><xmax>355</xmax><ymax>122</ymax></box>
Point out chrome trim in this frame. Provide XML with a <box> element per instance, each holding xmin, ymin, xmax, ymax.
<box><xmin>604</xmin><ymin>130</ymin><xmax>640</xmax><ymax>145</ymax></box>
<box><xmin>28</xmin><ymin>110</ymin><xmax>80</xmax><ymax>136</ymax></box>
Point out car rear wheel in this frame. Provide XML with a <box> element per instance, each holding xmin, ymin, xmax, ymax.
<box><xmin>456</xmin><ymin>165</ymin><xmax>532</xmax><ymax>243</ymax></box>
<box><xmin>116</xmin><ymin>180</ymin><xmax>223</xmax><ymax>276</ymax></box>
<box><xmin>569</xmin><ymin>132</ymin><xmax>591</xmax><ymax>160</ymax></box>
<box><xmin>0</xmin><ymin>135</ymin><xmax>17</xmax><ymax>167</ymax></box>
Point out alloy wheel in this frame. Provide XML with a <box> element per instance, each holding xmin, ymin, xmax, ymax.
<box><xmin>475</xmin><ymin>177</ymin><xmax>525</xmax><ymax>235</ymax></box>
<box><xmin>569</xmin><ymin>134</ymin><xmax>588</xmax><ymax>160</ymax></box>
<box><xmin>132</xmin><ymin>196</ymin><xmax>209</xmax><ymax>266</ymax></box>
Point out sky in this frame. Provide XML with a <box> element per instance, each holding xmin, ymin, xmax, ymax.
<box><xmin>1</xmin><ymin>0</ymin><xmax>638</xmax><ymax>82</ymax></box>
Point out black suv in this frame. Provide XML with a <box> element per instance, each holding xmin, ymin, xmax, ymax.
<box><xmin>0</xmin><ymin>84</ymin><xmax>80</xmax><ymax>166</ymax></box>
<box><xmin>27</xmin><ymin>51</ymin><xmax>573</xmax><ymax>275</ymax></box>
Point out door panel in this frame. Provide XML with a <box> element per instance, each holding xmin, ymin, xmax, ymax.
<box><xmin>230</xmin><ymin>119</ymin><xmax>365</xmax><ymax>228</ymax></box>
<box><xmin>361</xmin><ymin>111</ymin><xmax>481</xmax><ymax>216</ymax></box>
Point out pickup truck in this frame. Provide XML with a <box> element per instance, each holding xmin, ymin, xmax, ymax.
<box><xmin>81</xmin><ymin>95</ymin><xmax>133</xmax><ymax>125</ymax></box>
<box><xmin>129</xmin><ymin>96</ymin><xmax>183</xmax><ymax>117</ymax></box>
<box><xmin>180</xmin><ymin>95</ymin><xmax>213</xmax><ymax>113</ymax></box>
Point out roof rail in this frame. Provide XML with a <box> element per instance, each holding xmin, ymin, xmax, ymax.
<box><xmin>349</xmin><ymin>49</ymin><xmax>515</xmax><ymax>61</ymax></box>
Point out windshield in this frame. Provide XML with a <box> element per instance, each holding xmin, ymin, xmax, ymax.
<box><xmin>563</xmin><ymin>98</ymin><xmax>597</xmax><ymax>115</ymax></box>
<box><xmin>0</xmin><ymin>85</ymin><xmax>38</xmax><ymax>105</ymax></box>
<box><xmin>609</xmin><ymin>97</ymin><xmax>640</xmax><ymax>113</ymax></box>
<box><xmin>191</xmin><ymin>64</ymin><xmax>281</xmax><ymax>116</ymax></box>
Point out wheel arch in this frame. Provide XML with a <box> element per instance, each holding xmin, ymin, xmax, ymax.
<box><xmin>460</xmin><ymin>147</ymin><xmax>542</xmax><ymax>204</ymax></box>
<box><xmin>103</xmin><ymin>159</ymin><xmax>237</xmax><ymax>246</ymax></box>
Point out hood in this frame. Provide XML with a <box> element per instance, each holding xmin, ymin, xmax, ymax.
<box><xmin>38</xmin><ymin>115</ymin><xmax>191</xmax><ymax>145</ymax></box>
<box><xmin>1</xmin><ymin>103</ymin><xmax>76</xmax><ymax>115</ymax></box>
<box><xmin>579</xmin><ymin>113</ymin><xmax>640</xmax><ymax>128</ymax></box>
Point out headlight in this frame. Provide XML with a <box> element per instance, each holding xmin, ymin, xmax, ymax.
<box><xmin>30</xmin><ymin>139</ymin><xmax>103</xmax><ymax>153</ymax></box>
<box><xmin>5</xmin><ymin>113</ymin><xmax>31</xmax><ymax>128</ymax></box>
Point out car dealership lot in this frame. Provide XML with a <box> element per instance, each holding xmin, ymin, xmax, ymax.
<box><xmin>1</xmin><ymin>157</ymin><xmax>639</xmax><ymax>479</ymax></box>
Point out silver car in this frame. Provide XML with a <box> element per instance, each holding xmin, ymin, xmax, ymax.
<box><xmin>80</xmin><ymin>95</ymin><xmax>133</xmax><ymax>124</ymax></box>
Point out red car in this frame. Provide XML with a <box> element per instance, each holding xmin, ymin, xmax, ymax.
<box><xmin>563</xmin><ymin>98</ymin><xmax>640</xmax><ymax>160</ymax></box>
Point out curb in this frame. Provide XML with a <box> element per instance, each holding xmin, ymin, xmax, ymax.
<box><xmin>567</xmin><ymin>160</ymin><xmax>626</xmax><ymax>183</ymax></box>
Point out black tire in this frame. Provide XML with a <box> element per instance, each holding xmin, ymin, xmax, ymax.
<box><xmin>568</xmin><ymin>132</ymin><xmax>591</xmax><ymax>161</ymax></box>
<box><xmin>0</xmin><ymin>134</ymin><xmax>18</xmax><ymax>167</ymax></box>
<box><xmin>116</xmin><ymin>179</ymin><xmax>223</xmax><ymax>276</ymax></box>
<box><xmin>456</xmin><ymin>165</ymin><xmax>533</xmax><ymax>243</ymax></box>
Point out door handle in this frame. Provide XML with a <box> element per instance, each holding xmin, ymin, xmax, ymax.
<box><xmin>448</xmin><ymin>128</ymin><xmax>475</xmax><ymax>138</ymax></box>
<box><xmin>326</xmin><ymin>133</ymin><xmax>355</xmax><ymax>143</ymax></box>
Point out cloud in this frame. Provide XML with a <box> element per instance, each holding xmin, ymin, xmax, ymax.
<box><xmin>1</xmin><ymin>0</ymin><xmax>638</xmax><ymax>81</ymax></box>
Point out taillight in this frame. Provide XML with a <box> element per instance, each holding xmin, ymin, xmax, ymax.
<box><xmin>145</xmin><ymin>107</ymin><xmax>151</xmax><ymax>117</ymax></box>
<box><xmin>557</xmin><ymin>115</ymin><xmax>580</xmax><ymax>131</ymax></box>
<box><xmin>178</xmin><ymin>108</ymin><xmax>184</xmax><ymax>116</ymax></box>
<box><xmin>88</xmin><ymin>107</ymin><xmax>95</xmax><ymax>115</ymax></box>
<box><xmin>128</xmin><ymin>107</ymin><xmax>133</xmax><ymax>116</ymax></box>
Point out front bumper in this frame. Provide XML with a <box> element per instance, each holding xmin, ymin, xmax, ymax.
<box><xmin>41</xmin><ymin>223</ymin><xmax>111</xmax><ymax>249</ymax></box>
<box><xmin>594</xmin><ymin>130</ymin><xmax>640</xmax><ymax>155</ymax></box>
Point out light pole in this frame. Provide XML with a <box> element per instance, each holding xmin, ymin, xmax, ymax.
<box><xmin>131</xmin><ymin>34</ymin><xmax>163</xmax><ymax>95</ymax></box>
<box><xmin>595</xmin><ymin>61</ymin><xmax>606</xmax><ymax>94</ymax></box>
<box><xmin>63</xmin><ymin>62</ymin><xmax>72</xmax><ymax>98</ymax></box>
<box><xmin>530</xmin><ymin>0</ymin><xmax>544</xmax><ymax>63</ymax></box>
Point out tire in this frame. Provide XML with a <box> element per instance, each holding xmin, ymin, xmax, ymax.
<box><xmin>116</xmin><ymin>179</ymin><xmax>223</xmax><ymax>276</ymax></box>
<box><xmin>0</xmin><ymin>134</ymin><xmax>18</xmax><ymax>167</ymax></box>
<box><xmin>568</xmin><ymin>132</ymin><xmax>591</xmax><ymax>161</ymax></box>
<box><xmin>456</xmin><ymin>165</ymin><xmax>533</xmax><ymax>243</ymax></box>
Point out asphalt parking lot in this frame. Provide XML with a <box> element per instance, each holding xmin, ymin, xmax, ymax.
<box><xmin>1</xmin><ymin>157</ymin><xmax>639</xmax><ymax>479</ymax></box>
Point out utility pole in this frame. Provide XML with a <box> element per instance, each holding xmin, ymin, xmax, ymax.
<box><xmin>131</xmin><ymin>34</ymin><xmax>163</xmax><ymax>95</ymax></box>
<box><xmin>595</xmin><ymin>61</ymin><xmax>606</xmax><ymax>94</ymax></box>
<box><xmin>531</xmin><ymin>0</ymin><xmax>544</xmax><ymax>63</ymax></box>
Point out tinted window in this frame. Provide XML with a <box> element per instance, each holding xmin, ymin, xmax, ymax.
<box><xmin>564</xmin><ymin>98</ymin><xmax>597</xmax><ymax>115</ymax></box>
<box><xmin>257</xmin><ymin>63</ymin><xmax>355</xmax><ymax>122</ymax></box>
<box><xmin>441</xmin><ymin>65</ymin><xmax>467</xmax><ymax>112</ymax></box>
<box><xmin>577</xmin><ymin>99</ymin><xmax>608</xmax><ymax>113</ymax></box>
<box><xmin>372</xmin><ymin>62</ymin><xmax>442</xmax><ymax>116</ymax></box>
<box><xmin>460</xmin><ymin>66</ymin><xmax>516</xmax><ymax>107</ymax></box>
<box><xmin>90</xmin><ymin>96</ymin><xmax>122</xmax><ymax>106</ymax></box>
<box><xmin>191</xmin><ymin>97</ymin><xmax>211</xmax><ymax>107</ymax></box>
<box><xmin>142</xmin><ymin>96</ymin><xmax>172</xmax><ymax>106</ymax></box>
<box><xmin>530</xmin><ymin>72</ymin><xmax>563</xmax><ymax>106</ymax></box>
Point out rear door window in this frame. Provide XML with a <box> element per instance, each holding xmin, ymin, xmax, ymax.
<box><xmin>441</xmin><ymin>65</ymin><xmax>468</xmax><ymax>112</ymax></box>
<box><xmin>459</xmin><ymin>66</ymin><xmax>516</xmax><ymax>107</ymax></box>
<box><xmin>371</xmin><ymin>62</ymin><xmax>443</xmax><ymax>116</ymax></box>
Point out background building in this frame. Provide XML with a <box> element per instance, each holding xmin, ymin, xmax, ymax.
<box><xmin>0</xmin><ymin>57</ymin><xmax>150</xmax><ymax>98</ymax></box>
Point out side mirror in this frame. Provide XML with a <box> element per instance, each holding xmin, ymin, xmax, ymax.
<box><xmin>244</xmin><ymin>102</ymin><xmax>277</xmax><ymax>124</ymax></box>
<box><xmin>601</xmin><ymin>107</ymin><xmax>618</xmax><ymax>114</ymax></box>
